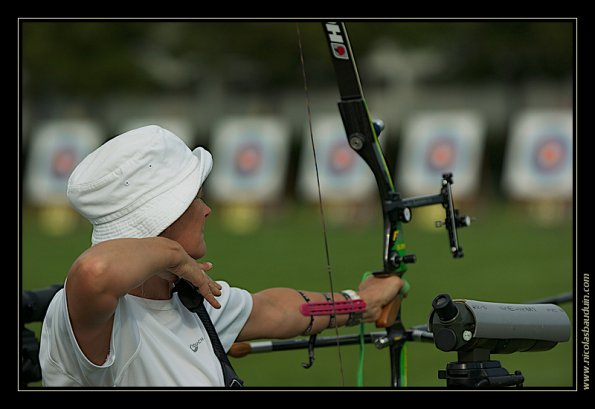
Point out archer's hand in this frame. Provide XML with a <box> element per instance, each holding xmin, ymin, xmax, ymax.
<box><xmin>165</xmin><ymin>252</ymin><xmax>222</xmax><ymax>309</ymax></box>
<box><xmin>357</xmin><ymin>275</ymin><xmax>405</xmax><ymax>323</ymax></box>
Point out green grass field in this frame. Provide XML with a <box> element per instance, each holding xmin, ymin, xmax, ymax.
<box><xmin>21</xmin><ymin>199</ymin><xmax>575</xmax><ymax>388</ymax></box>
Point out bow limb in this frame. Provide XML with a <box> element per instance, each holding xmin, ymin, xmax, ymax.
<box><xmin>321</xmin><ymin>22</ymin><xmax>471</xmax><ymax>387</ymax></box>
<box><xmin>321</xmin><ymin>22</ymin><xmax>414</xmax><ymax>317</ymax></box>
<box><xmin>321</xmin><ymin>21</ymin><xmax>412</xmax><ymax>387</ymax></box>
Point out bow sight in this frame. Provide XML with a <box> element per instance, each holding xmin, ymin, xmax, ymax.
<box><xmin>373</xmin><ymin>120</ymin><xmax>470</xmax><ymax>267</ymax></box>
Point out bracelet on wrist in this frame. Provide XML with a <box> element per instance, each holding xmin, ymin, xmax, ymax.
<box><xmin>341</xmin><ymin>289</ymin><xmax>363</xmax><ymax>326</ymax></box>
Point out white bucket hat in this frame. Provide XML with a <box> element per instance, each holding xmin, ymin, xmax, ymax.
<box><xmin>67</xmin><ymin>125</ymin><xmax>212</xmax><ymax>245</ymax></box>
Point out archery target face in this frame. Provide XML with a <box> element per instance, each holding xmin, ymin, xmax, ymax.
<box><xmin>502</xmin><ymin>110</ymin><xmax>572</xmax><ymax>199</ymax></box>
<box><xmin>207</xmin><ymin>117</ymin><xmax>290</xmax><ymax>203</ymax></box>
<box><xmin>425</xmin><ymin>136</ymin><xmax>458</xmax><ymax>173</ymax></box>
<box><xmin>532</xmin><ymin>136</ymin><xmax>568</xmax><ymax>173</ymax></box>
<box><xmin>51</xmin><ymin>147</ymin><xmax>77</xmax><ymax>179</ymax></box>
<box><xmin>298</xmin><ymin>114</ymin><xmax>379</xmax><ymax>201</ymax></box>
<box><xmin>398</xmin><ymin>112</ymin><xmax>484</xmax><ymax>198</ymax></box>
<box><xmin>25</xmin><ymin>120</ymin><xmax>102</xmax><ymax>205</ymax></box>
<box><xmin>234</xmin><ymin>143</ymin><xmax>263</xmax><ymax>176</ymax></box>
<box><xmin>327</xmin><ymin>139</ymin><xmax>357</xmax><ymax>174</ymax></box>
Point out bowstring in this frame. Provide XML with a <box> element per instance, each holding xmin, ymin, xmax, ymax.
<box><xmin>296</xmin><ymin>23</ymin><xmax>345</xmax><ymax>387</ymax></box>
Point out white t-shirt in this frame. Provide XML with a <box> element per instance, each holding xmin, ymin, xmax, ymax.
<box><xmin>39</xmin><ymin>281</ymin><xmax>253</xmax><ymax>387</ymax></box>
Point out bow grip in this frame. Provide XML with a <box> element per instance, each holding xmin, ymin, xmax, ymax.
<box><xmin>375</xmin><ymin>279</ymin><xmax>410</xmax><ymax>328</ymax></box>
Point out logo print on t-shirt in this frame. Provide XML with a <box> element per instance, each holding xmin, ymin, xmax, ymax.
<box><xmin>190</xmin><ymin>337</ymin><xmax>205</xmax><ymax>352</ymax></box>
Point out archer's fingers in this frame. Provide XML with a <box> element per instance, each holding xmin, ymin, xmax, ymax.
<box><xmin>195</xmin><ymin>262</ymin><xmax>222</xmax><ymax>289</ymax></box>
<box><xmin>181</xmin><ymin>262</ymin><xmax>222</xmax><ymax>308</ymax></box>
<box><xmin>198</xmin><ymin>279</ymin><xmax>222</xmax><ymax>309</ymax></box>
<box><xmin>193</xmin><ymin>262</ymin><xmax>222</xmax><ymax>308</ymax></box>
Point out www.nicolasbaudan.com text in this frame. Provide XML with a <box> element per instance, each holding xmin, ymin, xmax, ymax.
<box><xmin>582</xmin><ymin>272</ymin><xmax>590</xmax><ymax>390</ymax></box>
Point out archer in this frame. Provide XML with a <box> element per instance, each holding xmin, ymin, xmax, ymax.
<box><xmin>38</xmin><ymin>124</ymin><xmax>404</xmax><ymax>387</ymax></box>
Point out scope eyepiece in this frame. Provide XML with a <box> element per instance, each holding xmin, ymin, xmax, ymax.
<box><xmin>432</xmin><ymin>293</ymin><xmax>459</xmax><ymax>322</ymax></box>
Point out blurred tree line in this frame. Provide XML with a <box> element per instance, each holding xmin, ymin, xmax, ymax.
<box><xmin>21</xmin><ymin>20</ymin><xmax>573</xmax><ymax>99</ymax></box>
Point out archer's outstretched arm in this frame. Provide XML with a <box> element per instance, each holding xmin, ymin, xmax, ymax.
<box><xmin>236</xmin><ymin>275</ymin><xmax>404</xmax><ymax>341</ymax></box>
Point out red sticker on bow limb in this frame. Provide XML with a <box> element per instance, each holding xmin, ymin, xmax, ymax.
<box><xmin>331</xmin><ymin>43</ymin><xmax>349</xmax><ymax>60</ymax></box>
